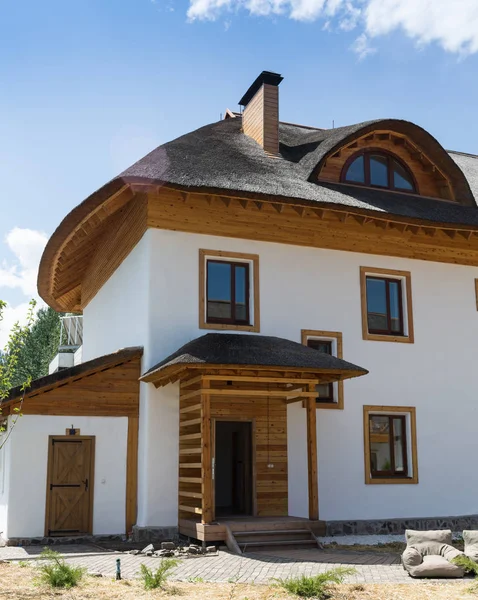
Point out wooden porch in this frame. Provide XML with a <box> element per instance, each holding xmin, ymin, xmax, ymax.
<box><xmin>179</xmin><ymin>515</ymin><xmax>326</xmax><ymax>552</ymax></box>
<box><xmin>140</xmin><ymin>333</ymin><xmax>368</xmax><ymax>549</ymax></box>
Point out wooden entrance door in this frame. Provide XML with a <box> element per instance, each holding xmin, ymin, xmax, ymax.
<box><xmin>45</xmin><ymin>437</ymin><xmax>95</xmax><ymax>536</ymax></box>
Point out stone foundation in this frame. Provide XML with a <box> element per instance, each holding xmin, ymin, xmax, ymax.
<box><xmin>4</xmin><ymin>534</ymin><xmax>126</xmax><ymax>547</ymax></box>
<box><xmin>325</xmin><ymin>514</ymin><xmax>478</xmax><ymax>536</ymax></box>
<box><xmin>131</xmin><ymin>525</ymin><xmax>179</xmax><ymax>544</ymax></box>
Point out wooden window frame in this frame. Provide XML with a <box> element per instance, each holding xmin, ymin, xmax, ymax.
<box><xmin>360</xmin><ymin>267</ymin><xmax>414</xmax><ymax>343</ymax></box>
<box><xmin>206</xmin><ymin>260</ymin><xmax>251</xmax><ymax>326</ymax></box>
<box><xmin>301</xmin><ymin>330</ymin><xmax>344</xmax><ymax>410</ymax></box>
<box><xmin>199</xmin><ymin>249</ymin><xmax>260</xmax><ymax>332</ymax></box>
<box><xmin>363</xmin><ymin>406</ymin><xmax>418</xmax><ymax>485</ymax></box>
<box><xmin>365</xmin><ymin>276</ymin><xmax>404</xmax><ymax>336</ymax></box>
<box><xmin>341</xmin><ymin>149</ymin><xmax>418</xmax><ymax>194</ymax></box>
<box><xmin>369</xmin><ymin>414</ymin><xmax>408</xmax><ymax>478</ymax></box>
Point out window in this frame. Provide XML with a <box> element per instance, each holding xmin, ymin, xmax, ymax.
<box><xmin>199</xmin><ymin>250</ymin><xmax>260</xmax><ymax>332</ymax></box>
<box><xmin>342</xmin><ymin>151</ymin><xmax>416</xmax><ymax>193</ymax></box>
<box><xmin>301</xmin><ymin>330</ymin><xmax>344</xmax><ymax>409</ymax></box>
<box><xmin>363</xmin><ymin>406</ymin><xmax>418</xmax><ymax>484</ymax></box>
<box><xmin>366</xmin><ymin>277</ymin><xmax>403</xmax><ymax>335</ymax></box>
<box><xmin>207</xmin><ymin>261</ymin><xmax>250</xmax><ymax>325</ymax></box>
<box><xmin>360</xmin><ymin>267</ymin><xmax>414</xmax><ymax>343</ymax></box>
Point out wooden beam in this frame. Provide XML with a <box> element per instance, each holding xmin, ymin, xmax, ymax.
<box><xmin>179</xmin><ymin>388</ymin><xmax>202</xmax><ymax>401</ymax></box>
<box><xmin>292</xmin><ymin>206</ymin><xmax>306</xmax><ymax>217</ymax></box>
<box><xmin>201</xmin><ymin>379</ymin><xmax>213</xmax><ymax>524</ymax></box>
<box><xmin>306</xmin><ymin>384</ymin><xmax>318</xmax><ymax>521</ymax></box>
<box><xmin>201</xmin><ymin>375</ymin><xmax>321</xmax><ymax>385</ymax></box>
<box><xmin>180</xmin><ymin>417</ymin><xmax>202</xmax><ymax>428</ymax></box>
<box><xmin>179</xmin><ymin>404</ymin><xmax>201</xmax><ymax>414</ymax></box>
<box><xmin>179</xmin><ymin>505</ymin><xmax>203</xmax><ymax>515</ymax></box>
<box><xmin>125</xmin><ymin>416</ymin><xmax>139</xmax><ymax>535</ymax></box>
<box><xmin>202</xmin><ymin>389</ymin><xmax>318</xmax><ymax>397</ymax></box>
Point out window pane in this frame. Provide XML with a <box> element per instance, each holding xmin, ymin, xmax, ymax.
<box><xmin>366</xmin><ymin>278</ymin><xmax>388</xmax><ymax>331</ymax></box>
<box><xmin>207</xmin><ymin>262</ymin><xmax>232</xmax><ymax>320</ymax></box>
<box><xmin>393</xmin><ymin>160</ymin><xmax>414</xmax><ymax>191</ymax></box>
<box><xmin>234</xmin><ymin>266</ymin><xmax>247</xmax><ymax>321</ymax></box>
<box><xmin>370</xmin><ymin>416</ymin><xmax>392</xmax><ymax>472</ymax></box>
<box><xmin>308</xmin><ymin>340</ymin><xmax>332</xmax><ymax>354</ymax></box>
<box><xmin>393</xmin><ymin>418</ymin><xmax>406</xmax><ymax>473</ymax></box>
<box><xmin>345</xmin><ymin>156</ymin><xmax>365</xmax><ymax>183</ymax></box>
<box><xmin>389</xmin><ymin>281</ymin><xmax>402</xmax><ymax>333</ymax></box>
<box><xmin>370</xmin><ymin>155</ymin><xmax>388</xmax><ymax>187</ymax></box>
<box><xmin>316</xmin><ymin>383</ymin><xmax>333</xmax><ymax>400</ymax></box>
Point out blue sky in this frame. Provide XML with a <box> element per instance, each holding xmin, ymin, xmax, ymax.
<box><xmin>1</xmin><ymin>0</ymin><xmax>477</xmax><ymax>343</ymax></box>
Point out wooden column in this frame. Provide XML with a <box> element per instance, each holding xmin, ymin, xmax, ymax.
<box><xmin>201</xmin><ymin>378</ymin><xmax>213</xmax><ymax>524</ymax></box>
<box><xmin>125</xmin><ymin>416</ymin><xmax>139</xmax><ymax>533</ymax></box>
<box><xmin>306</xmin><ymin>383</ymin><xmax>318</xmax><ymax>521</ymax></box>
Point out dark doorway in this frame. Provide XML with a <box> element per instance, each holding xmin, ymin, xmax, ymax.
<box><xmin>214</xmin><ymin>421</ymin><xmax>253</xmax><ymax>517</ymax></box>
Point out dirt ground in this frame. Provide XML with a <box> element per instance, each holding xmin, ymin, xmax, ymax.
<box><xmin>0</xmin><ymin>562</ymin><xmax>476</xmax><ymax>600</ymax></box>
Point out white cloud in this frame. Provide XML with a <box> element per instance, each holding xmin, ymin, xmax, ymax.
<box><xmin>0</xmin><ymin>227</ymin><xmax>48</xmax><ymax>348</ymax></box>
<box><xmin>351</xmin><ymin>32</ymin><xmax>376</xmax><ymax>59</ymax></box>
<box><xmin>186</xmin><ymin>0</ymin><xmax>478</xmax><ymax>57</ymax></box>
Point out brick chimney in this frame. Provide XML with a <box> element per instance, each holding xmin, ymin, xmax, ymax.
<box><xmin>239</xmin><ymin>71</ymin><xmax>283</xmax><ymax>156</ymax></box>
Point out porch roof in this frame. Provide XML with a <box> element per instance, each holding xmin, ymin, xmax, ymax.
<box><xmin>141</xmin><ymin>333</ymin><xmax>368</xmax><ymax>386</ymax></box>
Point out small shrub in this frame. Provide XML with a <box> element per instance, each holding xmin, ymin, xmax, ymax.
<box><xmin>37</xmin><ymin>548</ymin><xmax>86</xmax><ymax>589</ymax></box>
<box><xmin>187</xmin><ymin>576</ymin><xmax>204</xmax><ymax>583</ymax></box>
<box><xmin>452</xmin><ymin>555</ymin><xmax>478</xmax><ymax>576</ymax></box>
<box><xmin>275</xmin><ymin>567</ymin><xmax>356</xmax><ymax>598</ymax></box>
<box><xmin>139</xmin><ymin>558</ymin><xmax>178</xmax><ymax>590</ymax></box>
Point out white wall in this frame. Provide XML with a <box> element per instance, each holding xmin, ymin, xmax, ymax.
<box><xmin>7</xmin><ymin>415</ymin><xmax>128</xmax><ymax>538</ymax></box>
<box><xmin>83</xmin><ymin>227</ymin><xmax>478</xmax><ymax>524</ymax></box>
<box><xmin>82</xmin><ymin>232</ymin><xmax>150</xmax><ymax>363</ymax></box>
<box><xmin>0</xmin><ymin>419</ymin><xmax>11</xmax><ymax>539</ymax></box>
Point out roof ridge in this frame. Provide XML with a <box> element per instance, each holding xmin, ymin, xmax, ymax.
<box><xmin>448</xmin><ymin>149</ymin><xmax>478</xmax><ymax>159</ymax></box>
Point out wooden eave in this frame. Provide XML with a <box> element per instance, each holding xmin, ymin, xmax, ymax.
<box><xmin>3</xmin><ymin>347</ymin><xmax>143</xmax><ymax>410</ymax></box>
<box><xmin>140</xmin><ymin>362</ymin><xmax>368</xmax><ymax>388</ymax></box>
<box><xmin>38</xmin><ymin>179</ymin><xmax>478</xmax><ymax>313</ymax></box>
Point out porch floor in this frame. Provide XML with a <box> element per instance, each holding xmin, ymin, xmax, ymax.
<box><xmin>179</xmin><ymin>516</ymin><xmax>326</xmax><ymax>543</ymax></box>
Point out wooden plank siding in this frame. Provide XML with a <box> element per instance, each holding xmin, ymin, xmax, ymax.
<box><xmin>318</xmin><ymin>131</ymin><xmax>453</xmax><ymax>200</ymax></box>
<box><xmin>4</xmin><ymin>355</ymin><xmax>141</xmax><ymax>535</ymax></box>
<box><xmin>8</xmin><ymin>358</ymin><xmax>141</xmax><ymax>418</ymax></box>
<box><xmin>43</xmin><ymin>184</ymin><xmax>478</xmax><ymax>313</ymax></box>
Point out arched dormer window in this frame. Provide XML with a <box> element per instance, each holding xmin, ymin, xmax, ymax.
<box><xmin>341</xmin><ymin>150</ymin><xmax>417</xmax><ymax>193</ymax></box>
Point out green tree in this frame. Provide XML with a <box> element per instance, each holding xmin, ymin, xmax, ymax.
<box><xmin>0</xmin><ymin>299</ymin><xmax>37</xmax><ymax>444</ymax></box>
<box><xmin>9</xmin><ymin>307</ymin><xmax>62</xmax><ymax>387</ymax></box>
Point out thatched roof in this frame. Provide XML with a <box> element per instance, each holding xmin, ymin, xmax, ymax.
<box><xmin>142</xmin><ymin>333</ymin><xmax>368</xmax><ymax>384</ymax></box>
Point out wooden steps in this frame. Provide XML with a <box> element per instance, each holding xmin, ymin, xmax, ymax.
<box><xmin>230</xmin><ymin>523</ymin><xmax>320</xmax><ymax>553</ymax></box>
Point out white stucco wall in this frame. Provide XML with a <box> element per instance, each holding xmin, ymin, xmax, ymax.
<box><xmin>0</xmin><ymin>419</ymin><xmax>12</xmax><ymax>539</ymax></box>
<box><xmin>7</xmin><ymin>415</ymin><xmax>128</xmax><ymax>538</ymax></box>
<box><xmin>82</xmin><ymin>227</ymin><xmax>478</xmax><ymax>525</ymax></box>
<box><xmin>82</xmin><ymin>232</ymin><xmax>150</xmax><ymax>363</ymax></box>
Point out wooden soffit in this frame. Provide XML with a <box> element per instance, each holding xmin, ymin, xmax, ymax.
<box><xmin>39</xmin><ymin>179</ymin><xmax>478</xmax><ymax>313</ymax></box>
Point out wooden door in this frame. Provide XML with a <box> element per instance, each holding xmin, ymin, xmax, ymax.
<box><xmin>45</xmin><ymin>437</ymin><xmax>95</xmax><ymax>536</ymax></box>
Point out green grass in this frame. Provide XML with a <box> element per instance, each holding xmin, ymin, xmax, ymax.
<box><xmin>275</xmin><ymin>567</ymin><xmax>356</xmax><ymax>598</ymax></box>
<box><xmin>139</xmin><ymin>558</ymin><xmax>179</xmax><ymax>590</ymax></box>
<box><xmin>37</xmin><ymin>548</ymin><xmax>86</xmax><ymax>589</ymax></box>
<box><xmin>452</xmin><ymin>555</ymin><xmax>478</xmax><ymax>576</ymax></box>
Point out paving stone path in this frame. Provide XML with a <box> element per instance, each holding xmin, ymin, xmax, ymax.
<box><xmin>0</xmin><ymin>544</ymin><xmax>464</xmax><ymax>585</ymax></box>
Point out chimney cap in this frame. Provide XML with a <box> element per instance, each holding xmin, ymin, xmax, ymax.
<box><xmin>238</xmin><ymin>71</ymin><xmax>283</xmax><ymax>107</ymax></box>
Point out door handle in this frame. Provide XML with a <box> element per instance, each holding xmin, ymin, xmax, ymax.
<box><xmin>82</xmin><ymin>479</ymin><xmax>89</xmax><ymax>491</ymax></box>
